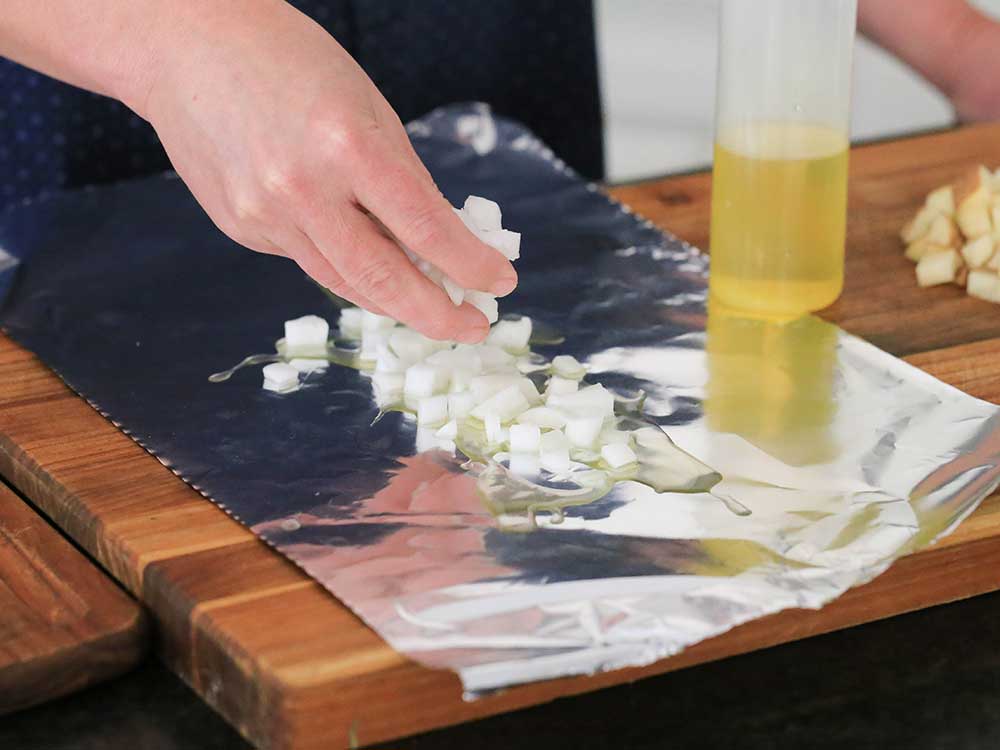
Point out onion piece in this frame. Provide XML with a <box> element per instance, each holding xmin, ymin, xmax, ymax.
<box><xmin>338</xmin><ymin>308</ymin><xmax>364</xmax><ymax>338</ymax></box>
<box><xmin>463</xmin><ymin>195</ymin><xmax>503</xmax><ymax>231</ymax></box>
<box><xmin>486</xmin><ymin>317</ymin><xmax>533</xmax><ymax>353</ymax></box>
<box><xmin>262</xmin><ymin>362</ymin><xmax>300</xmax><ymax>393</ymax></box>
<box><xmin>470</xmin><ymin>384</ymin><xmax>531</xmax><ymax>423</ymax></box>
<box><xmin>448</xmin><ymin>392</ymin><xmax>476</xmax><ymax>420</ymax></box>
<box><xmin>517</xmin><ymin>406</ymin><xmax>567</xmax><ymax>430</ymax></box>
<box><xmin>404</xmin><ymin>363</ymin><xmax>449</xmax><ymax>398</ymax></box>
<box><xmin>602</xmin><ymin>443</ymin><xmax>638</xmax><ymax>469</ymax></box>
<box><xmin>564</xmin><ymin>416</ymin><xmax>603</xmax><ymax>448</ymax></box>
<box><xmin>436</xmin><ymin>419</ymin><xmax>459</xmax><ymax>440</ymax></box>
<box><xmin>509</xmin><ymin>423</ymin><xmax>541</xmax><ymax>453</ymax></box>
<box><xmin>552</xmin><ymin>354</ymin><xmax>585</xmax><ymax>380</ymax></box>
<box><xmin>548</xmin><ymin>384</ymin><xmax>615</xmax><ymax>419</ymax></box>
<box><xmin>284</xmin><ymin>315</ymin><xmax>329</xmax><ymax>358</ymax></box>
<box><xmin>545</xmin><ymin>376</ymin><xmax>579</xmax><ymax>398</ymax></box>
<box><xmin>372</xmin><ymin>371</ymin><xmax>404</xmax><ymax>404</ymax></box>
<box><xmin>465</xmin><ymin>291</ymin><xmax>499</xmax><ymax>324</ymax></box>
<box><xmin>417</xmin><ymin>395</ymin><xmax>449</xmax><ymax>426</ymax></box>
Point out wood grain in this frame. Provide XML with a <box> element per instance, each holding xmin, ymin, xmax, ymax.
<box><xmin>2</xmin><ymin>124</ymin><xmax>1000</xmax><ymax>748</ymax></box>
<box><xmin>0</xmin><ymin>482</ymin><xmax>147</xmax><ymax>714</ymax></box>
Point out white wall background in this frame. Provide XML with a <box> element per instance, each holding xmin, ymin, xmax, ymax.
<box><xmin>596</xmin><ymin>0</ymin><xmax>1000</xmax><ymax>183</ymax></box>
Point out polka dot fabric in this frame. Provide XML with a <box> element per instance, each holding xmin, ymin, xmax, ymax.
<box><xmin>0</xmin><ymin>1</ymin><xmax>601</xmax><ymax>212</ymax></box>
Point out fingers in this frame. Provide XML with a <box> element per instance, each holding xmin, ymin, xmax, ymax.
<box><xmin>267</xmin><ymin>227</ymin><xmax>389</xmax><ymax>315</ymax></box>
<box><xmin>306</xmin><ymin>207</ymin><xmax>491</xmax><ymax>342</ymax></box>
<box><xmin>351</xmin><ymin>152</ymin><xmax>517</xmax><ymax>296</ymax></box>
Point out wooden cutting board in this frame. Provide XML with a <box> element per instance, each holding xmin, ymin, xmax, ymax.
<box><xmin>2</xmin><ymin>124</ymin><xmax>1000</xmax><ymax>749</ymax></box>
<box><xmin>0</xmin><ymin>482</ymin><xmax>147</xmax><ymax>714</ymax></box>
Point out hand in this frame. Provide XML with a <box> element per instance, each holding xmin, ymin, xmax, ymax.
<box><xmin>138</xmin><ymin>1</ymin><xmax>516</xmax><ymax>342</ymax></box>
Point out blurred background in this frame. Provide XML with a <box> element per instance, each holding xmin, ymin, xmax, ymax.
<box><xmin>596</xmin><ymin>0</ymin><xmax>1000</xmax><ymax>182</ymax></box>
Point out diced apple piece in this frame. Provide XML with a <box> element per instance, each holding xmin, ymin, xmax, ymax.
<box><xmin>915</xmin><ymin>249</ymin><xmax>961</xmax><ymax>287</ymax></box>
<box><xmin>962</xmin><ymin>234</ymin><xmax>995</xmax><ymax>269</ymax></box>
<box><xmin>926</xmin><ymin>214</ymin><xmax>960</xmax><ymax>248</ymax></box>
<box><xmin>901</xmin><ymin>205</ymin><xmax>940</xmax><ymax>244</ymax></box>
<box><xmin>926</xmin><ymin>185</ymin><xmax>955</xmax><ymax>216</ymax></box>
<box><xmin>957</xmin><ymin>199</ymin><xmax>992</xmax><ymax>239</ymax></box>
<box><xmin>956</xmin><ymin>264</ymin><xmax>969</xmax><ymax>288</ymax></box>
<box><xmin>905</xmin><ymin>239</ymin><xmax>949</xmax><ymax>264</ymax></box>
<box><xmin>955</xmin><ymin>166</ymin><xmax>994</xmax><ymax>238</ymax></box>
<box><xmin>967</xmin><ymin>270</ymin><xmax>1000</xmax><ymax>303</ymax></box>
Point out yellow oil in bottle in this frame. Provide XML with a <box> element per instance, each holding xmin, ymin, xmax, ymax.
<box><xmin>709</xmin><ymin>122</ymin><xmax>849</xmax><ymax>318</ymax></box>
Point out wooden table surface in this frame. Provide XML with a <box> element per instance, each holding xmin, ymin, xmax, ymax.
<box><xmin>2</xmin><ymin>124</ymin><xmax>1000</xmax><ymax>750</ymax></box>
<box><xmin>0</xmin><ymin>482</ymin><xmax>147</xmax><ymax>714</ymax></box>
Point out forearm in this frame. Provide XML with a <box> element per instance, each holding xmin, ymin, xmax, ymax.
<box><xmin>0</xmin><ymin>1</ymin><xmax>287</xmax><ymax>117</ymax></box>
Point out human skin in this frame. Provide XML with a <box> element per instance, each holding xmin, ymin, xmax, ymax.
<box><xmin>0</xmin><ymin>0</ymin><xmax>517</xmax><ymax>343</ymax></box>
<box><xmin>858</xmin><ymin>0</ymin><xmax>1000</xmax><ymax>121</ymax></box>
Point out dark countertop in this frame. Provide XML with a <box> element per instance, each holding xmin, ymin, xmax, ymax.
<box><xmin>3</xmin><ymin>589</ymin><xmax>1000</xmax><ymax>750</ymax></box>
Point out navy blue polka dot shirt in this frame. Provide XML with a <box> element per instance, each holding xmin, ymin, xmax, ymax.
<box><xmin>0</xmin><ymin>1</ymin><xmax>602</xmax><ymax>212</ymax></box>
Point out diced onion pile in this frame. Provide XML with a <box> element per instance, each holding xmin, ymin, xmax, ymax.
<box><xmin>901</xmin><ymin>165</ymin><xmax>1000</xmax><ymax>302</ymax></box>
<box><xmin>343</xmin><ymin>308</ymin><xmax>641</xmax><ymax>475</ymax></box>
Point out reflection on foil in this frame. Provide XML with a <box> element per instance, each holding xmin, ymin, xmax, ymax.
<box><xmin>1</xmin><ymin>104</ymin><xmax>998</xmax><ymax>697</ymax></box>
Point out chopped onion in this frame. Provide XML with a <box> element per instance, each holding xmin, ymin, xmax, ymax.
<box><xmin>486</xmin><ymin>317</ymin><xmax>533</xmax><ymax>353</ymax></box>
<box><xmin>539</xmin><ymin>429</ymin><xmax>572</xmax><ymax>473</ymax></box>
<box><xmin>508</xmin><ymin>452</ymin><xmax>541</xmax><ymax>478</ymax></box>
<box><xmin>601</xmin><ymin>443</ymin><xmax>637</xmax><ymax>469</ymax></box>
<box><xmin>436</xmin><ymin>419</ymin><xmax>459</xmax><ymax>440</ymax></box>
<box><xmin>404</xmin><ymin>363</ymin><xmax>449</xmax><ymax>398</ymax></box>
<box><xmin>417</xmin><ymin>395</ymin><xmax>449</xmax><ymax>426</ymax></box>
<box><xmin>375</xmin><ymin>343</ymin><xmax>405</xmax><ymax>374</ymax></box>
<box><xmin>372</xmin><ymin>372</ymin><xmax>404</xmax><ymax>404</ymax></box>
<box><xmin>361</xmin><ymin>310</ymin><xmax>396</xmax><ymax>334</ymax></box>
<box><xmin>476</xmin><ymin>344</ymin><xmax>516</xmax><ymax>371</ymax></box>
<box><xmin>552</xmin><ymin>354</ymin><xmax>585</xmax><ymax>380</ymax></box>
<box><xmin>470</xmin><ymin>384</ymin><xmax>531</xmax><ymax>423</ymax></box>
<box><xmin>390</xmin><ymin>328</ymin><xmax>443</xmax><ymax>365</ymax></box>
<box><xmin>469</xmin><ymin>374</ymin><xmax>523</xmax><ymax>403</ymax></box>
<box><xmin>262</xmin><ymin>362</ymin><xmax>300</xmax><ymax>393</ymax></box>
<box><xmin>465</xmin><ymin>290</ymin><xmax>499</xmax><ymax>324</ymax></box>
<box><xmin>359</xmin><ymin>329</ymin><xmax>391</xmax><ymax>362</ymax></box>
<box><xmin>338</xmin><ymin>308</ymin><xmax>364</xmax><ymax>338</ymax></box>
<box><xmin>448</xmin><ymin>392</ymin><xmax>476</xmax><ymax>420</ymax></box>
<box><xmin>517</xmin><ymin>406</ymin><xmax>567</xmax><ymax>430</ymax></box>
<box><xmin>548</xmin><ymin>384</ymin><xmax>615</xmax><ymax>419</ymax></box>
<box><xmin>545</xmin><ymin>376</ymin><xmax>579</xmax><ymax>398</ymax></box>
<box><xmin>484</xmin><ymin>413</ymin><xmax>504</xmax><ymax>444</ymax></box>
<box><xmin>478</xmin><ymin>229</ymin><xmax>521</xmax><ymax>261</ymax></box>
<box><xmin>517</xmin><ymin>377</ymin><xmax>543</xmax><ymax>406</ymax></box>
<box><xmin>564</xmin><ymin>415</ymin><xmax>603</xmax><ymax>448</ymax></box>
<box><xmin>284</xmin><ymin>315</ymin><xmax>329</xmax><ymax>358</ymax></box>
<box><xmin>463</xmin><ymin>195</ymin><xmax>503</xmax><ymax>231</ymax></box>
<box><xmin>442</xmin><ymin>276</ymin><xmax>466</xmax><ymax>306</ymax></box>
<box><xmin>509</xmin><ymin>423</ymin><xmax>541</xmax><ymax>453</ymax></box>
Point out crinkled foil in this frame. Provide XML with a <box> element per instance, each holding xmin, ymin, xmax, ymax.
<box><xmin>1</xmin><ymin>105</ymin><xmax>998</xmax><ymax>695</ymax></box>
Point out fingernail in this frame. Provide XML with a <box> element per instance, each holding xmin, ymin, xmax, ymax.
<box><xmin>492</xmin><ymin>275</ymin><xmax>518</xmax><ymax>296</ymax></box>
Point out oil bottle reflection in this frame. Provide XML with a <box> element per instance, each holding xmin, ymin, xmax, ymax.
<box><xmin>705</xmin><ymin>300</ymin><xmax>839</xmax><ymax>466</ymax></box>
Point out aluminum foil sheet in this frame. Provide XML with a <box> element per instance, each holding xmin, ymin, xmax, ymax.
<box><xmin>1</xmin><ymin>104</ymin><xmax>999</xmax><ymax>695</ymax></box>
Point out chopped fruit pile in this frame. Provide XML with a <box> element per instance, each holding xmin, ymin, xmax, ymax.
<box><xmin>902</xmin><ymin>165</ymin><xmax>1000</xmax><ymax>302</ymax></box>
